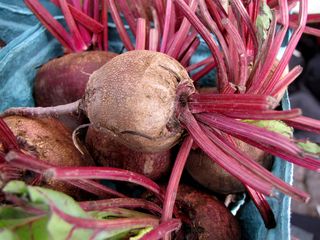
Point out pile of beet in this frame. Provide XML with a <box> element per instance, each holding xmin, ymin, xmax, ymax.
<box><xmin>1</xmin><ymin>0</ymin><xmax>320</xmax><ymax>239</ymax></box>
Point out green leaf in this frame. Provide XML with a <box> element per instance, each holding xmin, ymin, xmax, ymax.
<box><xmin>242</xmin><ymin>120</ymin><xmax>293</xmax><ymax>138</ymax></box>
<box><xmin>297</xmin><ymin>140</ymin><xmax>320</xmax><ymax>155</ymax></box>
<box><xmin>256</xmin><ymin>0</ymin><xmax>273</xmax><ymax>47</ymax></box>
<box><xmin>0</xmin><ymin>181</ymin><xmax>157</xmax><ymax>240</ymax></box>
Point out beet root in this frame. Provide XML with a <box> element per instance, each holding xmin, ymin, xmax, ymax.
<box><xmin>175</xmin><ymin>184</ymin><xmax>241</xmax><ymax>240</ymax></box>
<box><xmin>34</xmin><ymin>51</ymin><xmax>117</xmax><ymax>107</ymax></box>
<box><xmin>2</xmin><ymin>116</ymin><xmax>94</xmax><ymax>199</ymax></box>
<box><xmin>83</xmin><ymin>50</ymin><xmax>195</xmax><ymax>152</ymax></box>
<box><xmin>85</xmin><ymin>126</ymin><xmax>172</xmax><ymax>180</ymax></box>
<box><xmin>186</xmin><ymin>138</ymin><xmax>273</xmax><ymax>194</ymax></box>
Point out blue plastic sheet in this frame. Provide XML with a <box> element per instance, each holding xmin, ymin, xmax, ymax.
<box><xmin>0</xmin><ymin>1</ymin><xmax>293</xmax><ymax>239</ymax></box>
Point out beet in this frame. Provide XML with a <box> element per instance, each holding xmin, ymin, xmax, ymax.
<box><xmin>34</xmin><ymin>51</ymin><xmax>117</xmax><ymax>107</ymax></box>
<box><xmin>175</xmin><ymin>185</ymin><xmax>241</xmax><ymax>240</ymax></box>
<box><xmin>2</xmin><ymin>116</ymin><xmax>94</xmax><ymax>198</ymax></box>
<box><xmin>83</xmin><ymin>50</ymin><xmax>194</xmax><ymax>153</ymax></box>
<box><xmin>186</xmin><ymin>139</ymin><xmax>273</xmax><ymax>194</ymax></box>
<box><xmin>85</xmin><ymin>126</ymin><xmax>172</xmax><ymax>180</ymax></box>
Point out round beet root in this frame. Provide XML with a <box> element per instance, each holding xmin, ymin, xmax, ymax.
<box><xmin>175</xmin><ymin>184</ymin><xmax>241</xmax><ymax>240</ymax></box>
<box><xmin>83</xmin><ymin>50</ymin><xmax>194</xmax><ymax>152</ymax></box>
<box><xmin>85</xmin><ymin>126</ymin><xmax>171</xmax><ymax>180</ymax></box>
<box><xmin>34</xmin><ymin>51</ymin><xmax>117</xmax><ymax>107</ymax></box>
<box><xmin>186</xmin><ymin>138</ymin><xmax>273</xmax><ymax>194</ymax></box>
<box><xmin>3</xmin><ymin>116</ymin><xmax>94</xmax><ymax>198</ymax></box>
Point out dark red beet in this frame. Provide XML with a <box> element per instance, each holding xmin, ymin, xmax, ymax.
<box><xmin>34</xmin><ymin>51</ymin><xmax>117</xmax><ymax>107</ymax></box>
<box><xmin>186</xmin><ymin>138</ymin><xmax>274</xmax><ymax>194</ymax></box>
<box><xmin>85</xmin><ymin>126</ymin><xmax>172</xmax><ymax>180</ymax></box>
<box><xmin>174</xmin><ymin>184</ymin><xmax>241</xmax><ymax>240</ymax></box>
<box><xmin>2</xmin><ymin>116</ymin><xmax>95</xmax><ymax>199</ymax></box>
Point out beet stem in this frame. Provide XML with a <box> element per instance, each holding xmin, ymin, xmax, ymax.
<box><xmin>161</xmin><ymin>136</ymin><xmax>193</xmax><ymax>224</ymax></box>
<box><xmin>218</xmin><ymin>108</ymin><xmax>302</xmax><ymax>120</ymax></box>
<box><xmin>101</xmin><ymin>0</ymin><xmax>109</xmax><ymax>51</ymax></box>
<box><xmin>5</xmin><ymin>150</ymin><xmax>125</xmax><ymax>198</ymax></box>
<box><xmin>44</xmin><ymin>166</ymin><xmax>162</xmax><ymax>197</ymax></box>
<box><xmin>117</xmin><ymin>0</ymin><xmax>137</xmax><ymax>37</ymax></box>
<box><xmin>51</xmin><ymin>204</ymin><xmax>159</xmax><ymax>230</ymax></box>
<box><xmin>160</xmin><ymin>0</ymin><xmax>173</xmax><ymax>52</ymax></box>
<box><xmin>285</xmin><ymin>116</ymin><xmax>320</xmax><ymax>135</ymax></box>
<box><xmin>166</xmin><ymin>0</ymin><xmax>198</xmax><ymax>59</ymax></box>
<box><xmin>149</xmin><ymin>28</ymin><xmax>159</xmax><ymax>51</ymax></box>
<box><xmin>108</xmin><ymin>0</ymin><xmax>135</xmax><ymax>51</ymax></box>
<box><xmin>80</xmin><ymin>198</ymin><xmax>162</xmax><ymax>214</ymax></box>
<box><xmin>180</xmin><ymin>38</ymin><xmax>200</xmax><ymax>67</ymax></box>
<box><xmin>0</xmin><ymin>118</ymin><xmax>20</xmax><ymax>151</ymax></box>
<box><xmin>58</xmin><ymin>0</ymin><xmax>87</xmax><ymax>51</ymax></box>
<box><xmin>1</xmin><ymin>100</ymin><xmax>80</xmax><ymax>118</ymax></box>
<box><xmin>24</xmin><ymin>0</ymin><xmax>74</xmax><ymax>52</ymax></box>
<box><xmin>202</xmin><ymin>126</ymin><xmax>310</xmax><ymax>202</ymax></box>
<box><xmin>186</xmin><ymin>56</ymin><xmax>215</xmax><ymax>72</ymax></box>
<box><xmin>140</xmin><ymin>219</ymin><xmax>182</xmax><ymax>240</ymax></box>
<box><xmin>179</xmin><ymin>108</ymin><xmax>274</xmax><ymax>195</ymax></box>
<box><xmin>67</xmin><ymin>1</ymin><xmax>91</xmax><ymax>46</ymax></box>
<box><xmin>270</xmin><ymin>65</ymin><xmax>303</xmax><ymax>97</ymax></box>
<box><xmin>136</xmin><ymin>18</ymin><xmax>147</xmax><ymax>50</ymax></box>
<box><xmin>246</xmin><ymin>186</ymin><xmax>277</xmax><ymax>229</ymax></box>
<box><xmin>174</xmin><ymin>0</ymin><xmax>229</xmax><ymax>92</ymax></box>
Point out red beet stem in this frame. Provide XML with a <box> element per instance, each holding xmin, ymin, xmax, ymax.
<box><xmin>186</xmin><ymin>56</ymin><xmax>215</xmax><ymax>72</ymax></box>
<box><xmin>230</xmin><ymin>0</ymin><xmax>258</xmax><ymax>58</ymax></box>
<box><xmin>202</xmin><ymin>126</ymin><xmax>310</xmax><ymax>202</ymax></box>
<box><xmin>80</xmin><ymin>198</ymin><xmax>162</xmax><ymax>214</ymax></box>
<box><xmin>289</xmin><ymin>22</ymin><xmax>320</xmax><ymax>37</ymax></box>
<box><xmin>68</xmin><ymin>4</ymin><xmax>103</xmax><ymax>33</ymax></box>
<box><xmin>117</xmin><ymin>0</ymin><xmax>137</xmax><ymax>36</ymax></box>
<box><xmin>44</xmin><ymin>166</ymin><xmax>162</xmax><ymax>197</ymax></box>
<box><xmin>162</xmin><ymin>136</ymin><xmax>193</xmax><ymax>224</ymax></box>
<box><xmin>179</xmin><ymin>109</ymin><xmax>274</xmax><ymax>196</ymax></box>
<box><xmin>177</xmin><ymin>30</ymin><xmax>198</xmax><ymax>59</ymax></box>
<box><xmin>0</xmin><ymin>100</ymin><xmax>80</xmax><ymax>118</ymax></box>
<box><xmin>270</xmin><ymin>65</ymin><xmax>303</xmax><ymax>97</ymax></box>
<box><xmin>67</xmin><ymin>1</ymin><xmax>91</xmax><ymax>46</ymax></box>
<box><xmin>196</xmin><ymin>114</ymin><xmax>320</xmax><ymax>170</ymax></box>
<box><xmin>136</xmin><ymin>18</ymin><xmax>147</xmax><ymax>50</ymax></box>
<box><xmin>5</xmin><ymin>150</ymin><xmax>125</xmax><ymax>198</ymax></box>
<box><xmin>290</xmin><ymin>13</ymin><xmax>320</xmax><ymax>23</ymax></box>
<box><xmin>196</xmin><ymin>113</ymin><xmax>302</xmax><ymax>157</ymax></box>
<box><xmin>174</xmin><ymin>0</ymin><xmax>229</xmax><ymax>92</ymax></box>
<box><xmin>154</xmin><ymin>0</ymin><xmax>165</xmax><ymax>32</ymax></box>
<box><xmin>218</xmin><ymin>108</ymin><xmax>302</xmax><ymax>120</ymax></box>
<box><xmin>160</xmin><ymin>0</ymin><xmax>173</xmax><ymax>52</ymax></box>
<box><xmin>248</xmin><ymin>1</ymin><xmax>289</xmax><ymax>94</ymax></box>
<box><xmin>199</xmin><ymin>0</ymin><xmax>233</xmax><ymax>82</ymax></box>
<box><xmin>246</xmin><ymin>12</ymin><xmax>277</xmax><ymax>90</ymax></box>
<box><xmin>285</xmin><ymin>116</ymin><xmax>320</xmax><ymax>135</ymax></box>
<box><xmin>108</xmin><ymin>0</ymin><xmax>134</xmax><ymax>51</ymax></box>
<box><xmin>0</xmin><ymin>118</ymin><xmax>20</xmax><ymax>151</ymax></box>
<box><xmin>101</xmin><ymin>0</ymin><xmax>108</xmax><ymax>51</ymax></box>
<box><xmin>57</xmin><ymin>0</ymin><xmax>87</xmax><ymax>51</ymax></box>
<box><xmin>205</xmin><ymin>0</ymin><xmax>226</xmax><ymax>31</ymax></box>
<box><xmin>261</xmin><ymin>0</ymin><xmax>307</xmax><ymax>95</ymax></box>
<box><xmin>246</xmin><ymin>186</ymin><xmax>276</xmax><ymax>229</ymax></box>
<box><xmin>166</xmin><ymin>0</ymin><xmax>198</xmax><ymax>59</ymax></box>
<box><xmin>140</xmin><ymin>219</ymin><xmax>182</xmax><ymax>240</ymax></box>
<box><xmin>180</xmin><ymin>37</ymin><xmax>200</xmax><ymax>67</ymax></box>
<box><xmin>24</xmin><ymin>0</ymin><xmax>74</xmax><ymax>51</ymax></box>
<box><xmin>51</xmin><ymin>204</ymin><xmax>159</xmax><ymax>230</ymax></box>
<box><xmin>222</xmin><ymin>18</ymin><xmax>248</xmax><ymax>91</ymax></box>
<box><xmin>149</xmin><ymin>28</ymin><xmax>159</xmax><ymax>51</ymax></box>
